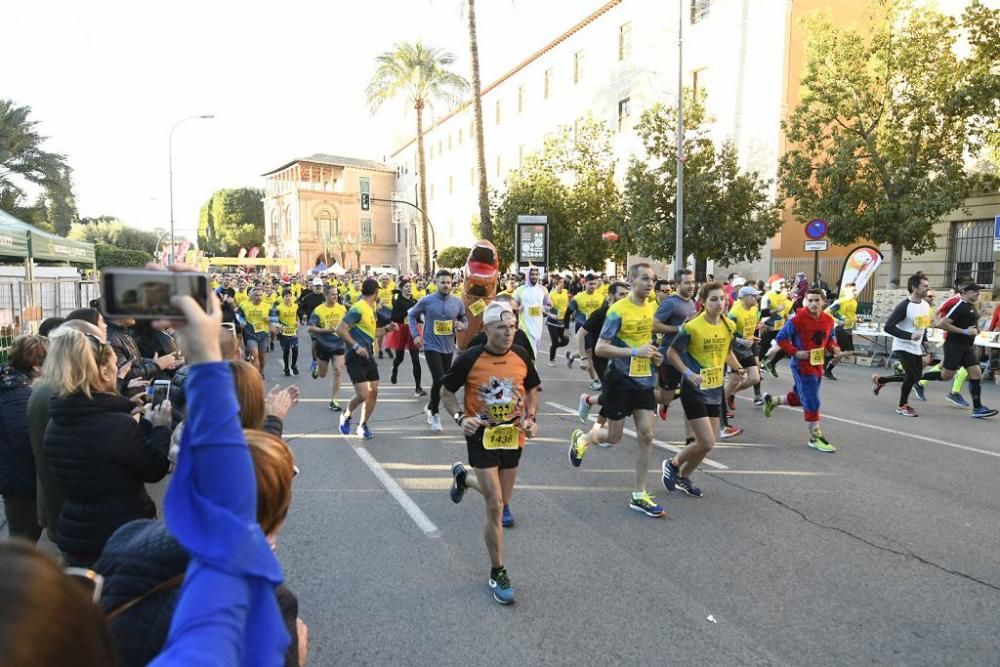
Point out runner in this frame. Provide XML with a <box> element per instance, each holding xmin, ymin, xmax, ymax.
<box><xmin>443</xmin><ymin>301</ymin><xmax>540</xmax><ymax>605</ymax></box>
<box><xmin>719</xmin><ymin>284</ymin><xmax>763</xmax><ymax>438</ymax></box>
<box><xmin>408</xmin><ymin>269</ymin><xmax>468</xmax><ymax>433</ymax></box>
<box><xmin>661</xmin><ymin>282</ymin><xmax>744</xmax><ymax>497</ymax></box>
<box><xmin>760</xmin><ymin>277</ymin><xmax>791</xmax><ymax>377</ymax></box>
<box><xmin>653</xmin><ymin>269</ymin><xmax>697</xmax><ymax>422</ymax></box>
<box><xmin>376</xmin><ymin>274</ymin><xmax>395</xmax><ymax>359</ymax></box>
<box><xmin>871</xmin><ymin>274</ymin><xmax>933</xmax><ymax>417</ymax></box>
<box><xmin>308</xmin><ymin>285</ymin><xmax>348</xmax><ymax>411</ymax></box>
<box><xmin>823</xmin><ymin>282</ymin><xmax>859</xmax><ymax>380</ymax></box>
<box><xmin>565</xmin><ymin>274</ymin><xmax>605</xmax><ymax>389</ymax></box>
<box><xmin>917</xmin><ymin>280</ymin><xmax>971</xmax><ymax>405</ymax></box>
<box><xmin>545</xmin><ymin>274</ymin><xmax>570</xmax><ymax>367</ymax></box>
<box><xmin>513</xmin><ymin>266</ymin><xmax>552</xmax><ymax>360</ymax></box>
<box><xmin>575</xmin><ymin>281</ymin><xmax>630</xmax><ymax>432</ymax></box>
<box><xmin>568</xmin><ymin>263</ymin><xmax>666</xmax><ymax>518</ymax></box>
<box><xmin>272</xmin><ymin>289</ymin><xmax>301</xmax><ymax>377</ymax></box>
<box><xmin>387</xmin><ymin>279</ymin><xmax>425</xmax><ymax>397</ymax></box>
<box><xmin>236</xmin><ymin>287</ymin><xmax>271</xmax><ymax>377</ymax></box>
<box><xmin>298</xmin><ymin>278</ymin><xmax>326</xmax><ymax>376</ymax></box>
<box><xmin>335</xmin><ymin>278</ymin><xmax>398</xmax><ymax>439</ymax></box>
<box><xmin>763</xmin><ymin>289</ymin><xmax>850</xmax><ymax>452</ymax></box>
<box><xmin>920</xmin><ymin>283</ymin><xmax>997</xmax><ymax>417</ymax></box>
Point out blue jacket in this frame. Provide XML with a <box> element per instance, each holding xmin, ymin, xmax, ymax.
<box><xmin>407</xmin><ymin>291</ymin><xmax>467</xmax><ymax>354</ymax></box>
<box><xmin>0</xmin><ymin>366</ymin><xmax>34</xmax><ymax>497</ymax></box>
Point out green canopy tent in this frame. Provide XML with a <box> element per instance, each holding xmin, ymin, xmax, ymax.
<box><xmin>0</xmin><ymin>209</ymin><xmax>96</xmax><ymax>265</ymax></box>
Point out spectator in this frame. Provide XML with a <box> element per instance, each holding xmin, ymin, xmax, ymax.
<box><xmin>65</xmin><ymin>307</ymin><xmax>107</xmax><ymax>338</ymax></box>
<box><xmin>38</xmin><ymin>317</ymin><xmax>65</xmax><ymax>337</ymax></box>
<box><xmin>43</xmin><ymin>325</ymin><xmax>172</xmax><ymax>566</ymax></box>
<box><xmin>0</xmin><ymin>335</ymin><xmax>49</xmax><ymax>541</ymax></box>
<box><xmin>106</xmin><ymin>315</ymin><xmax>179</xmax><ymax>389</ymax></box>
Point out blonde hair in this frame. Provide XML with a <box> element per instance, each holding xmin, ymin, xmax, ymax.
<box><xmin>245</xmin><ymin>430</ymin><xmax>296</xmax><ymax>535</ymax></box>
<box><xmin>228</xmin><ymin>360</ymin><xmax>265</xmax><ymax>429</ymax></box>
<box><xmin>42</xmin><ymin>326</ymin><xmax>115</xmax><ymax>398</ymax></box>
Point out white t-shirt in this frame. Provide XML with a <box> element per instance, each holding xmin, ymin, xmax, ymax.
<box><xmin>888</xmin><ymin>299</ymin><xmax>932</xmax><ymax>355</ymax></box>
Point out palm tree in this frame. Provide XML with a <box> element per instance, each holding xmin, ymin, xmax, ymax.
<box><xmin>0</xmin><ymin>99</ymin><xmax>69</xmax><ymax>210</ymax></box>
<box><xmin>366</xmin><ymin>42</ymin><xmax>469</xmax><ymax>272</ymax></box>
<box><xmin>466</xmin><ymin>0</ymin><xmax>493</xmax><ymax>241</ymax></box>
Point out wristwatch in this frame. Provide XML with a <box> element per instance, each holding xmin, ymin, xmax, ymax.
<box><xmin>453</xmin><ymin>411</ymin><xmax>465</xmax><ymax>425</ymax></box>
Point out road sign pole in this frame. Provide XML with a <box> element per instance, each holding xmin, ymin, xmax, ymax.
<box><xmin>813</xmin><ymin>250</ymin><xmax>820</xmax><ymax>286</ymax></box>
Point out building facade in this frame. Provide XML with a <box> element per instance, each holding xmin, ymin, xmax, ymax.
<box><xmin>261</xmin><ymin>154</ymin><xmax>400</xmax><ymax>273</ymax></box>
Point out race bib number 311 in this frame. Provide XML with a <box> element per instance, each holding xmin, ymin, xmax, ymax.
<box><xmin>483</xmin><ymin>424</ymin><xmax>519</xmax><ymax>450</ymax></box>
<box><xmin>700</xmin><ymin>366</ymin><xmax>723</xmax><ymax>389</ymax></box>
<box><xmin>629</xmin><ymin>355</ymin><xmax>651</xmax><ymax>377</ymax></box>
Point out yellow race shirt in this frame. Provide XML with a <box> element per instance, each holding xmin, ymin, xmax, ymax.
<box><xmin>378</xmin><ymin>287</ymin><xmax>395</xmax><ymax>308</ymax></box>
<box><xmin>427</xmin><ymin>283</ymin><xmax>438</xmax><ymax>294</ymax></box>
<box><xmin>274</xmin><ymin>303</ymin><xmax>299</xmax><ymax>337</ymax></box>
<box><xmin>411</xmin><ymin>287</ymin><xmax>427</xmax><ymax>300</ymax></box>
<box><xmin>766</xmin><ymin>291</ymin><xmax>790</xmax><ymax>328</ymax></box>
<box><xmin>600</xmin><ymin>297</ymin><xmax>657</xmax><ymax>387</ymax></box>
<box><xmin>291</xmin><ymin>283</ymin><xmax>303</xmax><ymax>299</ymax></box>
<box><xmin>234</xmin><ymin>290</ymin><xmax>249</xmax><ymax>307</ymax></box>
<box><xmin>342</xmin><ymin>299</ymin><xmax>377</xmax><ymax>351</ymax></box>
<box><xmin>570</xmin><ymin>291</ymin><xmax>605</xmax><ymax>324</ymax></box>
<box><xmin>728</xmin><ymin>301</ymin><xmax>760</xmax><ymax>340</ymax></box>
<box><xmin>239</xmin><ymin>301</ymin><xmax>271</xmax><ymax>334</ymax></box>
<box><xmin>827</xmin><ymin>297</ymin><xmax>858</xmax><ymax>330</ymax></box>
<box><xmin>550</xmin><ymin>289</ymin><xmax>569</xmax><ymax>319</ymax></box>
<box><xmin>671</xmin><ymin>312</ymin><xmax>736</xmax><ymax>399</ymax></box>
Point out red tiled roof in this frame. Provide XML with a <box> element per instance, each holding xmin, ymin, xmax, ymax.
<box><xmin>390</xmin><ymin>0</ymin><xmax>623</xmax><ymax>157</ymax></box>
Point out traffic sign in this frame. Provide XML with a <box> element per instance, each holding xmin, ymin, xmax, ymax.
<box><xmin>994</xmin><ymin>215</ymin><xmax>1000</xmax><ymax>252</ymax></box>
<box><xmin>361</xmin><ymin>193</ymin><xmax>371</xmax><ymax>211</ymax></box>
<box><xmin>805</xmin><ymin>219</ymin><xmax>828</xmax><ymax>240</ymax></box>
<box><xmin>804</xmin><ymin>239</ymin><xmax>829</xmax><ymax>252</ymax></box>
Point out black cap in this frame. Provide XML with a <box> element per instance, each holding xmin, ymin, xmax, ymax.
<box><xmin>959</xmin><ymin>283</ymin><xmax>981</xmax><ymax>292</ymax></box>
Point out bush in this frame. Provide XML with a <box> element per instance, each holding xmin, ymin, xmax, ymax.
<box><xmin>436</xmin><ymin>246</ymin><xmax>471</xmax><ymax>269</ymax></box>
<box><xmin>95</xmin><ymin>242</ymin><xmax>154</xmax><ymax>269</ymax></box>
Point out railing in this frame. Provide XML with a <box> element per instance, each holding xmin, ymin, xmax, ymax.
<box><xmin>0</xmin><ymin>279</ymin><xmax>101</xmax><ymax>359</ymax></box>
<box><xmin>769</xmin><ymin>257</ymin><xmax>875</xmax><ymax>311</ymax></box>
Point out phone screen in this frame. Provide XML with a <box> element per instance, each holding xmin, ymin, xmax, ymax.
<box><xmin>102</xmin><ymin>269</ymin><xmax>209</xmax><ymax>319</ymax></box>
<box><xmin>152</xmin><ymin>380</ymin><xmax>171</xmax><ymax>407</ymax></box>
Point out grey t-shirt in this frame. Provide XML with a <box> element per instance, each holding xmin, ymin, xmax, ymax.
<box><xmin>655</xmin><ymin>295</ymin><xmax>697</xmax><ymax>353</ymax></box>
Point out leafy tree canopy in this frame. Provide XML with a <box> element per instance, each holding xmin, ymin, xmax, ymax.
<box><xmin>435</xmin><ymin>245</ymin><xmax>471</xmax><ymax>269</ymax></box>
<box><xmin>198</xmin><ymin>187</ymin><xmax>265</xmax><ymax>255</ymax></box>
<box><xmin>69</xmin><ymin>218</ymin><xmax>159</xmax><ymax>254</ymax></box>
<box><xmin>94</xmin><ymin>242</ymin><xmax>154</xmax><ymax>270</ymax></box>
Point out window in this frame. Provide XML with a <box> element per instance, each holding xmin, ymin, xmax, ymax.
<box><xmin>269</xmin><ymin>210</ymin><xmax>279</xmax><ymax>241</ymax></box>
<box><xmin>617</xmin><ymin>97</ymin><xmax>632</xmax><ymax>132</ymax></box>
<box><xmin>947</xmin><ymin>220</ymin><xmax>996</xmax><ymax>288</ymax></box>
<box><xmin>618</xmin><ymin>22</ymin><xmax>632</xmax><ymax>61</ymax></box>
<box><xmin>359</xmin><ymin>176</ymin><xmax>370</xmax><ymax>196</ymax></box>
<box><xmin>517</xmin><ymin>85</ymin><xmax>525</xmax><ymax>113</ymax></box>
<box><xmin>495</xmin><ymin>99</ymin><xmax>502</xmax><ymax>125</ymax></box>
<box><xmin>361</xmin><ymin>218</ymin><xmax>373</xmax><ymax>243</ymax></box>
<box><xmin>283</xmin><ymin>208</ymin><xmax>292</xmax><ymax>237</ymax></box>
<box><xmin>574</xmin><ymin>51</ymin><xmax>584</xmax><ymax>84</ymax></box>
<box><xmin>544</xmin><ymin>68</ymin><xmax>553</xmax><ymax>99</ymax></box>
<box><xmin>692</xmin><ymin>68</ymin><xmax>707</xmax><ymax>100</ymax></box>
<box><xmin>691</xmin><ymin>0</ymin><xmax>711</xmax><ymax>24</ymax></box>
<box><xmin>314</xmin><ymin>210</ymin><xmax>334</xmax><ymax>238</ymax></box>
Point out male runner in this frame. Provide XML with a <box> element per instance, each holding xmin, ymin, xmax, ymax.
<box><xmin>760</xmin><ymin>277</ymin><xmax>791</xmax><ymax>377</ymax></box>
<box><xmin>237</xmin><ymin>287</ymin><xmax>271</xmax><ymax>376</ymax></box>
<box><xmin>546</xmin><ymin>275</ymin><xmax>571</xmax><ymax>366</ymax></box>
<box><xmin>653</xmin><ymin>269</ymin><xmax>697</xmax><ymax>422</ymax></box>
<box><xmin>763</xmin><ymin>289</ymin><xmax>850</xmax><ymax>451</ymax></box>
<box><xmin>575</xmin><ymin>282</ymin><xmax>629</xmax><ymax>430</ymax></box>
<box><xmin>920</xmin><ymin>283</ymin><xmax>997</xmax><ymax>417</ymax></box>
<box><xmin>408</xmin><ymin>269</ymin><xmax>468</xmax><ymax>433</ymax></box>
<box><xmin>917</xmin><ymin>280</ymin><xmax>972</xmax><ymax>405</ymax></box>
<box><xmin>308</xmin><ymin>285</ymin><xmax>347</xmax><ymax>411</ymax></box>
<box><xmin>298</xmin><ymin>278</ymin><xmax>327</xmax><ymax>376</ymax></box>
<box><xmin>565</xmin><ymin>274</ymin><xmax>605</xmax><ymax>389</ymax></box>
<box><xmin>871</xmin><ymin>274</ymin><xmax>933</xmax><ymax>416</ymax></box>
<box><xmin>823</xmin><ymin>281</ymin><xmax>859</xmax><ymax>380</ymax></box>
<box><xmin>443</xmin><ymin>301</ymin><xmax>540</xmax><ymax>605</ymax></box>
<box><xmin>662</xmin><ymin>282</ymin><xmax>744</xmax><ymax>497</ymax></box>
<box><xmin>335</xmin><ymin>278</ymin><xmax>398</xmax><ymax>439</ymax></box>
<box><xmin>376</xmin><ymin>274</ymin><xmax>395</xmax><ymax>359</ymax></box>
<box><xmin>719</xmin><ymin>284</ymin><xmax>763</xmax><ymax>438</ymax></box>
<box><xmin>273</xmin><ymin>289</ymin><xmax>301</xmax><ymax>376</ymax></box>
<box><xmin>568</xmin><ymin>263</ymin><xmax>666</xmax><ymax>518</ymax></box>
<box><xmin>513</xmin><ymin>266</ymin><xmax>552</xmax><ymax>359</ymax></box>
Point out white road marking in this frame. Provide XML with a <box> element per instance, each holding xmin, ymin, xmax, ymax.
<box><xmin>352</xmin><ymin>446</ymin><xmax>441</xmax><ymax>538</ymax></box>
<box><xmin>734</xmin><ymin>395</ymin><xmax>1000</xmax><ymax>460</ymax></box>
<box><xmin>298</xmin><ymin>398</ymin><xmax>417</xmax><ymax>403</ymax></box>
<box><xmin>546</xmin><ymin>401</ymin><xmax>729</xmax><ymax>470</ymax></box>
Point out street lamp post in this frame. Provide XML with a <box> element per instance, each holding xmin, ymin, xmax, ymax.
<box><xmin>675</xmin><ymin>3</ymin><xmax>685</xmax><ymax>274</ymax></box>
<box><xmin>169</xmin><ymin>114</ymin><xmax>214</xmax><ymax>264</ymax></box>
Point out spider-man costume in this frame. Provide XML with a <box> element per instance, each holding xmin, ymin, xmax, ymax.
<box><xmin>775</xmin><ymin>307</ymin><xmax>840</xmax><ymax>423</ymax></box>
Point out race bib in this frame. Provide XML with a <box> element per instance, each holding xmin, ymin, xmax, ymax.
<box><xmin>527</xmin><ymin>305</ymin><xmax>542</xmax><ymax>318</ymax></box>
<box><xmin>433</xmin><ymin>320</ymin><xmax>454</xmax><ymax>336</ymax></box>
<box><xmin>483</xmin><ymin>424</ymin><xmax>519</xmax><ymax>450</ymax></box>
<box><xmin>629</xmin><ymin>355</ymin><xmax>652</xmax><ymax>377</ymax></box>
<box><xmin>468</xmin><ymin>299</ymin><xmax>486</xmax><ymax>317</ymax></box>
<box><xmin>700</xmin><ymin>366</ymin><xmax>723</xmax><ymax>389</ymax></box>
<box><xmin>844</xmin><ymin>316</ymin><xmax>857</xmax><ymax>330</ymax></box>
<box><xmin>914</xmin><ymin>314</ymin><xmax>931</xmax><ymax>329</ymax></box>
<box><xmin>809</xmin><ymin>348</ymin><xmax>825</xmax><ymax>366</ymax></box>
<box><xmin>282</xmin><ymin>325</ymin><xmax>297</xmax><ymax>337</ymax></box>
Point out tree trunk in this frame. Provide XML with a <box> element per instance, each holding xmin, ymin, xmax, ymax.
<box><xmin>468</xmin><ymin>0</ymin><xmax>492</xmax><ymax>241</ymax></box>
<box><xmin>889</xmin><ymin>243</ymin><xmax>903</xmax><ymax>287</ymax></box>
<box><xmin>415</xmin><ymin>102</ymin><xmax>432</xmax><ymax>272</ymax></box>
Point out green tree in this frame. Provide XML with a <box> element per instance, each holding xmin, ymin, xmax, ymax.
<box><xmin>0</xmin><ymin>99</ymin><xmax>70</xmax><ymax>221</ymax></box>
<box><xmin>94</xmin><ymin>242</ymin><xmax>154</xmax><ymax>270</ymax></box>
<box><xmin>465</xmin><ymin>0</ymin><xmax>492</xmax><ymax>242</ymax></box>
<box><xmin>197</xmin><ymin>187</ymin><xmax>265</xmax><ymax>255</ymax></box>
<box><xmin>366</xmin><ymin>42</ymin><xmax>469</xmax><ymax>272</ymax></box>
<box><xmin>436</xmin><ymin>245</ymin><xmax>472</xmax><ymax>269</ymax></box>
<box><xmin>623</xmin><ymin>95</ymin><xmax>781</xmax><ymax>275</ymax></box>
<box><xmin>69</xmin><ymin>218</ymin><xmax>159</xmax><ymax>254</ymax></box>
<box><xmin>45</xmin><ymin>167</ymin><xmax>79</xmax><ymax>236</ymax></box>
<box><xmin>779</xmin><ymin>0</ymin><xmax>1000</xmax><ymax>283</ymax></box>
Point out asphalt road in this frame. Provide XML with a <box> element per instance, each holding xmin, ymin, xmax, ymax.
<box><xmin>5</xmin><ymin>339</ymin><xmax>998</xmax><ymax>665</ymax></box>
<box><xmin>276</xmin><ymin>344</ymin><xmax>1000</xmax><ymax>666</ymax></box>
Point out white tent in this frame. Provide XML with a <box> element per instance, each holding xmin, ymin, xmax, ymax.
<box><xmin>321</xmin><ymin>262</ymin><xmax>347</xmax><ymax>276</ymax></box>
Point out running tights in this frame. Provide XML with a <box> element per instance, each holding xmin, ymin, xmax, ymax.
<box><xmin>876</xmin><ymin>351</ymin><xmax>923</xmax><ymax>406</ymax></box>
<box><xmin>393</xmin><ymin>348</ymin><xmax>423</xmax><ymax>391</ymax></box>
<box><xmin>282</xmin><ymin>345</ymin><xmax>299</xmax><ymax>371</ymax></box>
<box><xmin>548</xmin><ymin>324</ymin><xmax>569</xmax><ymax>361</ymax></box>
<box><xmin>425</xmin><ymin>350</ymin><xmax>453</xmax><ymax>415</ymax></box>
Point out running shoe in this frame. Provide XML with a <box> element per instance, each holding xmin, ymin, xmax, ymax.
<box><xmin>892</xmin><ymin>361</ymin><xmax>904</xmax><ymax>375</ymax></box>
<box><xmin>357</xmin><ymin>423</ymin><xmax>373</xmax><ymax>440</ymax></box>
<box><xmin>568</xmin><ymin>429</ymin><xmax>587</xmax><ymax>467</ymax></box>
<box><xmin>329</xmin><ymin>400</ymin><xmax>342</xmax><ymax>412</ymax></box>
<box><xmin>661</xmin><ymin>458</ymin><xmax>679</xmax><ymax>492</ymax></box>
<box><xmin>596</xmin><ymin>442</ymin><xmax>612</xmax><ymax>448</ymax></box>
<box><xmin>823</xmin><ymin>369</ymin><xmax>837</xmax><ymax>381</ymax></box>
<box><xmin>414</xmin><ymin>388</ymin><xmax>428</xmax><ymax>397</ymax></box>
<box><xmin>269</xmin><ymin>340</ymin><xmax>275</xmax><ymax>352</ymax></box>
<box><xmin>871</xmin><ymin>374</ymin><xmax>883</xmax><ymax>396</ymax></box>
<box><xmin>763</xmin><ymin>393</ymin><xmax>775</xmax><ymax>418</ymax></box>
<box><xmin>390</xmin><ymin>366</ymin><xmax>398</xmax><ymax>384</ymax></box>
<box><xmin>727</xmin><ymin>395</ymin><xmax>736</xmax><ymax>411</ymax></box>
<box><xmin>946</xmin><ymin>392</ymin><xmax>970</xmax><ymax>408</ymax></box>
<box><xmin>489</xmin><ymin>568</ymin><xmax>515</xmax><ymax>605</ymax></box>
<box><xmin>719</xmin><ymin>425</ymin><xmax>744</xmax><ymax>439</ymax></box>
<box><xmin>913</xmin><ymin>384</ymin><xmax>926</xmax><ymax>401</ymax></box>
<box><xmin>589</xmin><ymin>379</ymin><xmax>602</xmax><ymax>391</ymax></box>
<box><xmin>430</xmin><ymin>414</ymin><xmax>443</xmax><ymax>433</ymax></box>
<box><xmin>310</xmin><ymin>360</ymin><xmax>319</xmax><ymax>379</ymax></box>
<box><xmin>450</xmin><ymin>462</ymin><xmax>467</xmax><ymax>504</ymax></box>
<box><xmin>725</xmin><ymin>408</ymin><xmax>735</xmax><ymax>419</ymax></box>
<box><xmin>972</xmin><ymin>406</ymin><xmax>999</xmax><ymax>418</ymax></box>
<box><xmin>577</xmin><ymin>393</ymin><xmax>591</xmax><ymax>422</ymax></box>
<box><xmin>764</xmin><ymin>362</ymin><xmax>778</xmax><ymax>378</ymax></box>
<box><xmin>753</xmin><ymin>395</ymin><xmax>764</xmax><ymax>407</ymax></box>
<box><xmin>283</xmin><ymin>368</ymin><xmax>291</xmax><ymax>377</ymax></box>
<box><xmin>896</xmin><ymin>404</ymin><xmax>918</xmax><ymax>417</ymax></box>
<box><xmin>657</xmin><ymin>403</ymin><xmax>668</xmax><ymax>421</ymax></box>
<box><xmin>565</xmin><ymin>351</ymin><xmax>575</xmax><ymax>369</ymax></box>
<box><xmin>338</xmin><ymin>413</ymin><xmax>351</xmax><ymax>435</ymax></box>
<box><xmin>808</xmin><ymin>435</ymin><xmax>836</xmax><ymax>453</ymax></box>
<box><xmin>547</xmin><ymin>360</ymin><xmax>557</xmax><ymax>367</ymax></box>
<box><xmin>292</xmin><ymin>366</ymin><xmax>299</xmax><ymax>376</ymax></box>
<box><xmin>676</xmin><ymin>477</ymin><xmax>703</xmax><ymax>498</ymax></box>
<box><xmin>628</xmin><ymin>491</ymin><xmax>665</xmax><ymax>517</ymax></box>
<box><xmin>502</xmin><ymin>505</ymin><xmax>514</xmax><ymax>528</ymax></box>
<box><xmin>425</xmin><ymin>407</ymin><xmax>434</xmax><ymax>425</ymax></box>
<box><xmin>378</xmin><ymin>351</ymin><xmax>384</xmax><ymax>360</ymax></box>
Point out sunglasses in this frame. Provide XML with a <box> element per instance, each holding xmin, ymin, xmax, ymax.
<box><xmin>65</xmin><ymin>567</ymin><xmax>104</xmax><ymax>603</ymax></box>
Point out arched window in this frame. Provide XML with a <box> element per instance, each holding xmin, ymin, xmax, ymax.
<box><xmin>312</xmin><ymin>207</ymin><xmax>338</xmax><ymax>237</ymax></box>
<box><xmin>284</xmin><ymin>208</ymin><xmax>293</xmax><ymax>237</ymax></box>
<box><xmin>270</xmin><ymin>210</ymin><xmax>280</xmax><ymax>240</ymax></box>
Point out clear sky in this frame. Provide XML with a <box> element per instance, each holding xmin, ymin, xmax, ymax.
<box><xmin>5</xmin><ymin>0</ymin><xmax>608</xmax><ymax>238</ymax></box>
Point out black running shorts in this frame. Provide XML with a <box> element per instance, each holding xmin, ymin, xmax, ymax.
<box><xmin>680</xmin><ymin>390</ymin><xmax>722</xmax><ymax>420</ymax></box>
<box><xmin>835</xmin><ymin>326</ymin><xmax>854</xmax><ymax>352</ymax></box>
<box><xmin>602</xmin><ymin>373</ymin><xmax>656</xmax><ymax>421</ymax></box>
<box><xmin>942</xmin><ymin>340</ymin><xmax>978</xmax><ymax>371</ymax></box>
<box><xmin>345</xmin><ymin>351</ymin><xmax>379</xmax><ymax>383</ymax></box>
<box><xmin>467</xmin><ymin>429</ymin><xmax>522</xmax><ymax>469</ymax></box>
<box><xmin>658</xmin><ymin>363</ymin><xmax>683</xmax><ymax>391</ymax></box>
<box><xmin>316</xmin><ymin>342</ymin><xmax>345</xmax><ymax>362</ymax></box>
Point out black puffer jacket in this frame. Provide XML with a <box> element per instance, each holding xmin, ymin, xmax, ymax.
<box><xmin>44</xmin><ymin>391</ymin><xmax>170</xmax><ymax>564</ymax></box>
<box><xmin>107</xmin><ymin>323</ymin><xmax>158</xmax><ymax>384</ymax></box>
<box><xmin>0</xmin><ymin>366</ymin><xmax>35</xmax><ymax>497</ymax></box>
<box><xmin>96</xmin><ymin>519</ymin><xmax>300</xmax><ymax>667</ymax></box>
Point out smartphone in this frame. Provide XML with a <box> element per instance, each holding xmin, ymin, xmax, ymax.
<box><xmin>101</xmin><ymin>268</ymin><xmax>209</xmax><ymax>320</ymax></box>
<box><xmin>151</xmin><ymin>379</ymin><xmax>171</xmax><ymax>408</ymax></box>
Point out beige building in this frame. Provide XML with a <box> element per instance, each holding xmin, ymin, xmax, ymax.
<box><xmin>261</xmin><ymin>154</ymin><xmax>400</xmax><ymax>273</ymax></box>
